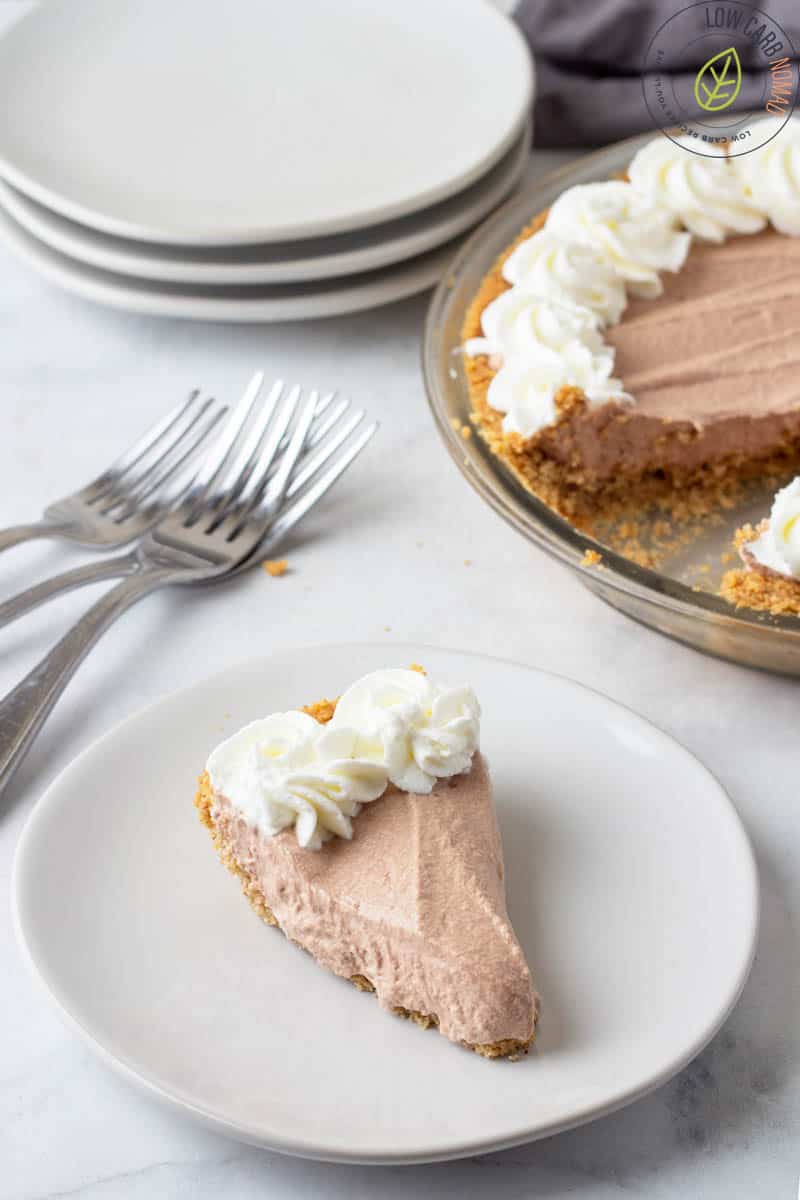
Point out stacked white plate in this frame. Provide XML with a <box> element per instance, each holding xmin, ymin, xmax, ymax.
<box><xmin>0</xmin><ymin>0</ymin><xmax>533</xmax><ymax>321</ymax></box>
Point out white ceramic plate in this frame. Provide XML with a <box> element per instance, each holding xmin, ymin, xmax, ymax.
<box><xmin>0</xmin><ymin>0</ymin><xmax>532</xmax><ymax>245</ymax></box>
<box><xmin>0</xmin><ymin>204</ymin><xmax>456</xmax><ymax>322</ymax></box>
<box><xmin>0</xmin><ymin>128</ymin><xmax>529</xmax><ymax>285</ymax></box>
<box><xmin>13</xmin><ymin>644</ymin><xmax>758</xmax><ymax>1164</ymax></box>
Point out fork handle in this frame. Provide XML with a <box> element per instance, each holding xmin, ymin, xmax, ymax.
<box><xmin>0</xmin><ymin>563</ymin><xmax>180</xmax><ymax>796</ymax></box>
<box><xmin>0</xmin><ymin>522</ymin><xmax>67</xmax><ymax>553</ymax></box>
<box><xmin>0</xmin><ymin>550</ymin><xmax>139</xmax><ymax>630</ymax></box>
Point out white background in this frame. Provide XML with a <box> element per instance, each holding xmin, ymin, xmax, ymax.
<box><xmin>1</xmin><ymin>3</ymin><xmax>799</xmax><ymax>1198</ymax></box>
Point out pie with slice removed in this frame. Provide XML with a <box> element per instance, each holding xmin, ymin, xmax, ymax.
<box><xmin>463</xmin><ymin>122</ymin><xmax>800</xmax><ymax>538</ymax></box>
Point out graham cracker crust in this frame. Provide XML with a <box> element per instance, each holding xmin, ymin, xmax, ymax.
<box><xmin>462</xmin><ymin>207</ymin><xmax>800</xmax><ymax>562</ymax></box>
<box><xmin>719</xmin><ymin>524</ymin><xmax>800</xmax><ymax>615</ymax></box>
<box><xmin>194</xmin><ymin>692</ymin><xmax>536</xmax><ymax>1061</ymax></box>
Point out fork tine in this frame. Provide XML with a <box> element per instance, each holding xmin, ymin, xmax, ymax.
<box><xmin>281</xmin><ymin>390</ymin><xmax>338</xmax><ymax>457</ymax></box>
<box><xmin>107</xmin><ymin>402</ymin><xmax>229</xmax><ymax>524</ymax></box>
<box><xmin>97</xmin><ymin>395</ymin><xmax>222</xmax><ymax>515</ymax></box>
<box><xmin>286</xmin><ymin>408</ymin><xmax>364</xmax><ymax>500</ymax></box>
<box><xmin>210</xmin><ymin>390</ymin><xmax>320</xmax><ymax>543</ymax></box>
<box><xmin>257</xmin><ymin>388</ymin><xmax>319</xmax><ymax>510</ymax></box>
<box><xmin>255</xmin><ymin>420</ymin><xmax>378</xmax><ymax>552</ymax></box>
<box><xmin>108</xmin><ymin>388</ymin><xmax>201</xmax><ymax>476</ymax></box>
<box><xmin>200</xmin><ymin>383</ymin><xmax>301</xmax><ymax>534</ymax></box>
<box><xmin>194</xmin><ymin>372</ymin><xmax>266</xmax><ymax>490</ymax></box>
<box><xmin>307</xmin><ymin>396</ymin><xmax>349</xmax><ymax>450</ymax></box>
<box><xmin>213</xmin><ymin>383</ymin><xmax>301</xmax><ymax>511</ymax></box>
<box><xmin>210</xmin><ymin>378</ymin><xmax>284</xmax><ymax>506</ymax></box>
<box><xmin>310</xmin><ymin>389</ymin><xmax>335</xmax><ymax>423</ymax></box>
<box><xmin>262</xmin><ymin>394</ymin><xmax>347</xmax><ymax>489</ymax></box>
<box><xmin>86</xmin><ymin>390</ymin><xmax>210</xmax><ymax>505</ymax></box>
<box><xmin>273</xmin><ymin>390</ymin><xmax>336</xmax><ymax>455</ymax></box>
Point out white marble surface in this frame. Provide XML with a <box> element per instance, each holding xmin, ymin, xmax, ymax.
<box><xmin>1</xmin><ymin>9</ymin><xmax>800</xmax><ymax>1200</ymax></box>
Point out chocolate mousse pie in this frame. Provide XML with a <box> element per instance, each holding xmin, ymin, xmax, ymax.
<box><xmin>720</xmin><ymin>476</ymin><xmax>800</xmax><ymax>615</ymax></box>
<box><xmin>463</xmin><ymin>119</ymin><xmax>800</xmax><ymax>530</ymax></box>
<box><xmin>195</xmin><ymin>667</ymin><xmax>538</xmax><ymax>1058</ymax></box>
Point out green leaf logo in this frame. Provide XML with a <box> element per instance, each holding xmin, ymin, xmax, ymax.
<box><xmin>694</xmin><ymin>46</ymin><xmax>743</xmax><ymax>112</ymax></box>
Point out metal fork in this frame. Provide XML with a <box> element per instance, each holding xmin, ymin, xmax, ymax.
<box><xmin>0</xmin><ymin>382</ymin><xmax>364</xmax><ymax>628</ymax></box>
<box><xmin>0</xmin><ymin>390</ymin><xmax>230</xmax><ymax>553</ymax></box>
<box><xmin>0</xmin><ymin>379</ymin><xmax>377</xmax><ymax>794</ymax></box>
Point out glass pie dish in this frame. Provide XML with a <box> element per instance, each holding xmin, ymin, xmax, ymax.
<box><xmin>422</xmin><ymin>133</ymin><xmax>800</xmax><ymax>677</ymax></box>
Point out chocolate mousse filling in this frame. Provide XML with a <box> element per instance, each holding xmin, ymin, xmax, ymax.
<box><xmin>593</xmin><ymin>229</ymin><xmax>800</xmax><ymax>476</ymax></box>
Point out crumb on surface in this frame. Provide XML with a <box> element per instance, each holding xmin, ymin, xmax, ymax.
<box><xmin>262</xmin><ymin>559</ymin><xmax>288</xmax><ymax>577</ymax></box>
<box><xmin>298</xmin><ymin>666</ymin><xmax>425</xmax><ymax>723</ymax></box>
<box><xmin>580</xmin><ymin>549</ymin><xmax>603</xmax><ymax>568</ymax></box>
<box><xmin>301</xmin><ymin>697</ymin><xmax>338</xmax><ymax>724</ymax></box>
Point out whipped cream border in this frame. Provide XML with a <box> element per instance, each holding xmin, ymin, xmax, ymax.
<box><xmin>465</xmin><ymin>117</ymin><xmax>800</xmax><ymax>440</ymax></box>
<box><xmin>206</xmin><ymin>668</ymin><xmax>481</xmax><ymax>851</ymax></box>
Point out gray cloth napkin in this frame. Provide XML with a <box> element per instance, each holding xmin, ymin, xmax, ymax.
<box><xmin>515</xmin><ymin>0</ymin><xmax>800</xmax><ymax>146</ymax></box>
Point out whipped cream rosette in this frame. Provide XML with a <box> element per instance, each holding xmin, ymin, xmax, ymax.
<box><xmin>746</xmin><ymin>477</ymin><xmax>800</xmax><ymax>579</ymax></box>
<box><xmin>734</xmin><ymin>115</ymin><xmax>800</xmax><ymax>237</ymax></box>
<box><xmin>628</xmin><ymin>135</ymin><xmax>767</xmax><ymax>242</ymax></box>
<box><xmin>544</xmin><ymin>181</ymin><xmax>691</xmax><ymax>298</ymax></box>
<box><xmin>464</xmin><ymin>289</ymin><xmax>606</xmax><ymax>365</ymax></box>
<box><xmin>501</xmin><ymin>229</ymin><xmax>628</xmax><ymax>325</ymax></box>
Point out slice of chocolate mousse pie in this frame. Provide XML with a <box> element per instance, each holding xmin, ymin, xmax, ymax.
<box><xmin>195</xmin><ymin>667</ymin><xmax>538</xmax><ymax>1058</ymax></box>
<box><xmin>720</xmin><ymin>476</ymin><xmax>800</xmax><ymax>615</ymax></box>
